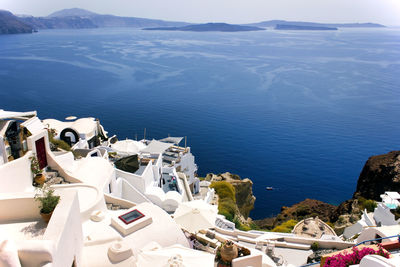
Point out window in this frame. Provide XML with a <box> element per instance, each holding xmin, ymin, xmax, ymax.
<box><xmin>5</xmin><ymin>146</ymin><xmax>11</xmax><ymax>157</ymax></box>
<box><xmin>22</xmin><ymin>140</ymin><xmax>28</xmax><ymax>152</ymax></box>
<box><xmin>119</xmin><ymin>209</ymin><xmax>145</xmax><ymax>224</ymax></box>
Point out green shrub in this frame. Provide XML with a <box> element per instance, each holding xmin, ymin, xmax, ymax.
<box><xmin>358</xmin><ymin>197</ymin><xmax>377</xmax><ymax>212</ymax></box>
<box><xmin>51</xmin><ymin>139</ymin><xmax>72</xmax><ymax>151</ymax></box>
<box><xmin>296</xmin><ymin>205</ymin><xmax>310</xmax><ymax>217</ymax></box>
<box><xmin>233</xmin><ymin>217</ymin><xmax>251</xmax><ymax>231</ymax></box>
<box><xmin>35</xmin><ymin>185</ymin><xmax>60</xmax><ymax>214</ymax></box>
<box><xmin>210</xmin><ymin>181</ymin><xmax>236</xmax><ymax>201</ymax></box>
<box><xmin>311</xmin><ymin>242</ymin><xmax>319</xmax><ymax>251</ymax></box>
<box><xmin>218</xmin><ymin>199</ymin><xmax>236</xmax><ymax>221</ymax></box>
<box><xmin>210</xmin><ymin>181</ymin><xmax>236</xmax><ymax>221</ymax></box>
<box><xmin>272</xmin><ymin>219</ymin><xmax>298</xmax><ymax>233</ymax></box>
<box><xmin>326</xmin><ymin>221</ymin><xmax>335</xmax><ymax>229</ymax></box>
<box><xmin>48</xmin><ymin>130</ymin><xmax>71</xmax><ymax>151</ymax></box>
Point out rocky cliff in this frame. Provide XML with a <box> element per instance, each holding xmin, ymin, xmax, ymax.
<box><xmin>20</xmin><ymin>8</ymin><xmax>188</xmax><ymax>30</ymax></box>
<box><xmin>21</xmin><ymin>16</ymin><xmax>97</xmax><ymax>29</ymax></box>
<box><xmin>254</xmin><ymin>198</ymin><xmax>337</xmax><ymax>230</ymax></box>
<box><xmin>0</xmin><ymin>10</ymin><xmax>33</xmax><ymax>34</ymax></box>
<box><xmin>255</xmin><ymin>151</ymin><xmax>400</xmax><ymax>232</ymax></box>
<box><xmin>353</xmin><ymin>151</ymin><xmax>400</xmax><ymax>200</ymax></box>
<box><xmin>206</xmin><ymin>172</ymin><xmax>256</xmax><ymax>222</ymax></box>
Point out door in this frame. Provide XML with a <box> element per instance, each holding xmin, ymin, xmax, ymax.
<box><xmin>35</xmin><ymin>137</ymin><xmax>47</xmax><ymax>169</ymax></box>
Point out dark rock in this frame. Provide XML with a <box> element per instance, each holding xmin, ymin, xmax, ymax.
<box><xmin>253</xmin><ymin>198</ymin><xmax>337</xmax><ymax>229</ymax></box>
<box><xmin>252</xmin><ymin>217</ymin><xmax>275</xmax><ymax>230</ymax></box>
<box><xmin>353</xmin><ymin>151</ymin><xmax>400</xmax><ymax>200</ymax></box>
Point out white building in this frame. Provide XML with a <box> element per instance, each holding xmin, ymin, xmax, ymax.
<box><xmin>0</xmin><ymin>110</ymin><xmax>280</xmax><ymax>267</ymax></box>
<box><xmin>380</xmin><ymin>192</ymin><xmax>400</xmax><ymax>210</ymax></box>
<box><xmin>0</xmin><ymin>112</ymin><xmax>205</xmax><ymax>267</ymax></box>
<box><xmin>43</xmin><ymin>117</ymin><xmax>108</xmax><ymax>149</ymax></box>
<box><xmin>343</xmin><ymin>192</ymin><xmax>400</xmax><ymax>239</ymax></box>
<box><xmin>158</xmin><ymin>137</ymin><xmax>199</xmax><ymax>194</ymax></box>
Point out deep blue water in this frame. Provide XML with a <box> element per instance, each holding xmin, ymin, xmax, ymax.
<box><xmin>1</xmin><ymin>28</ymin><xmax>399</xmax><ymax>219</ymax></box>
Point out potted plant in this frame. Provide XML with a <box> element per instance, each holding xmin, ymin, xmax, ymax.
<box><xmin>215</xmin><ymin>240</ymin><xmax>239</xmax><ymax>266</ymax></box>
<box><xmin>34</xmin><ymin>185</ymin><xmax>60</xmax><ymax>223</ymax></box>
<box><xmin>30</xmin><ymin>156</ymin><xmax>45</xmax><ymax>185</ymax></box>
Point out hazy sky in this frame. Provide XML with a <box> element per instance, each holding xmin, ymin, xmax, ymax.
<box><xmin>2</xmin><ymin>0</ymin><xmax>400</xmax><ymax>26</ymax></box>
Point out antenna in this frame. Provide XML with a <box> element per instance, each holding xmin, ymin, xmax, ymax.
<box><xmin>135</xmin><ymin>133</ymin><xmax>137</xmax><ymax>141</ymax></box>
<box><xmin>144</xmin><ymin>128</ymin><xmax>146</xmax><ymax>141</ymax></box>
<box><xmin>185</xmin><ymin>136</ymin><xmax>187</xmax><ymax>149</ymax></box>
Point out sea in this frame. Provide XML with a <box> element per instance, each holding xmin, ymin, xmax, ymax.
<box><xmin>1</xmin><ymin>27</ymin><xmax>399</xmax><ymax>219</ymax></box>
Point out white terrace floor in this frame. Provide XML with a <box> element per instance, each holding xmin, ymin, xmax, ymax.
<box><xmin>0</xmin><ymin>219</ymin><xmax>47</xmax><ymax>240</ymax></box>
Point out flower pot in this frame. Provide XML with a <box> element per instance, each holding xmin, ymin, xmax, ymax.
<box><xmin>34</xmin><ymin>174</ymin><xmax>46</xmax><ymax>185</ymax></box>
<box><xmin>40</xmin><ymin>210</ymin><xmax>53</xmax><ymax>223</ymax></box>
<box><xmin>220</xmin><ymin>241</ymin><xmax>238</xmax><ymax>263</ymax></box>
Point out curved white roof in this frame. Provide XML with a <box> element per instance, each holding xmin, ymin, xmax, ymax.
<box><xmin>0</xmin><ymin>109</ymin><xmax>36</xmax><ymax>120</ymax></box>
<box><xmin>43</xmin><ymin>118</ymin><xmax>97</xmax><ymax>139</ymax></box>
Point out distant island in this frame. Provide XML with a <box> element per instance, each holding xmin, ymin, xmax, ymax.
<box><xmin>248</xmin><ymin>20</ymin><xmax>385</xmax><ymax>28</ymax></box>
<box><xmin>275</xmin><ymin>24</ymin><xmax>338</xmax><ymax>31</ymax></box>
<box><xmin>143</xmin><ymin>23</ymin><xmax>265</xmax><ymax>32</ymax></box>
<box><xmin>0</xmin><ymin>8</ymin><xmax>386</xmax><ymax>35</ymax></box>
<box><xmin>10</xmin><ymin>8</ymin><xmax>188</xmax><ymax>32</ymax></box>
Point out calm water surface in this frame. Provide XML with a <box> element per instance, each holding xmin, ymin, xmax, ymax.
<box><xmin>1</xmin><ymin>28</ymin><xmax>399</xmax><ymax>219</ymax></box>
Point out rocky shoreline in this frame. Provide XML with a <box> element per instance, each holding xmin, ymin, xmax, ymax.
<box><xmin>253</xmin><ymin>150</ymin><xmax>400</xmax><ymax>233</ymax></box>
<box><xmin>209</xmin><ymin>151</ymin><xmax>400</xmax><ymax>233</ymax></box>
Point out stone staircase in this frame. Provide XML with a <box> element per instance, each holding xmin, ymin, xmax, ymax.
<box><xmin>44</xmin><ymin>168</ymin><xmax>70</xmax><ymax>186</ymax></box>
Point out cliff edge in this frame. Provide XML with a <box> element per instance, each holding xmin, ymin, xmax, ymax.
<box><xmin>206</xmin><ymin>172</ymin><xmax>255</xmax><ymax>226</ymax></box>
<box><xmin>354</xmin><ymin>151</ymin><xmax>400</xmax><ymax>200</ymax></box>
<box><xmin>255</xmin><ymin>150</ymin><xmax>400</xmax><ymax>233</ymax></box>
<box><xmin>0</xmin><ymin>10</ymin><xmax>33</xmax><ymax>34</ymax></box>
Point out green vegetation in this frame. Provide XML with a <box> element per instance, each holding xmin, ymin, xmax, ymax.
<box><xmin>210</xmin><ymin>181</ymin><xmax>236</xmax><ymax>221</ymax></box>
<box><xmin>51</xmin><ymin>139</ymin><xmax>72</xmax><ymax>151</ymax></box>
<box><xmin>30</xmin><ymin>156</ymin><xmax>42</xmax><ymax>175</ymax></box>
<box><xmin>272</xmin><ymin>219</ymin><xmax>298</xmax><ymax>233</ymax></box>
<box><xmin>233</xmin><ymin>217</ymin><xmax>252</xmax><ymax>231</ymax></box>
<box><xmin>358</xmin><ymin>197</ymin><xmax>377</xmax><ymax>212</ymax></box>
<box><xmin>210</xmin><ymin>180</ymin><xmax>258</xmax><ymax>231</ymax></box>
<box><xmin>295</xmin><ymin>205</ymin><xmax>309</xmax><ymax>217</ymax></box>
<box><xmin>48</xmin><ymin>129</ymin><xmax>71</xmax><ymax>151</ymax></box>
<box><xmin>326</xmin><ymin>221</ymin><xmax>335</xmax><ymax>229</ymax></box>
<box><xmin>35</xmin><ymin>185</ymin><xmax>60</xmax><ymax>214</ymax></box>
<box><xmin>311</xmin><ymin>242</ymin><xmax>319</xmax><ymax>251</ymax></box>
